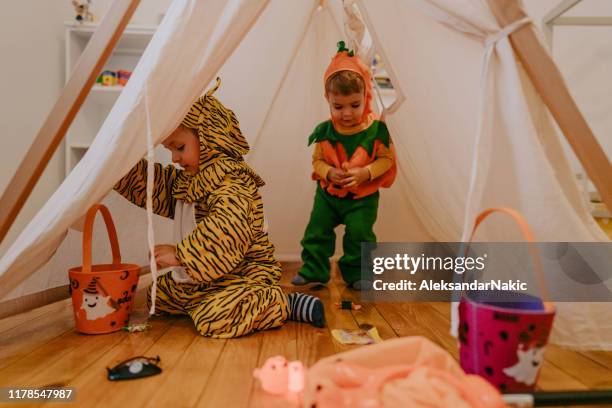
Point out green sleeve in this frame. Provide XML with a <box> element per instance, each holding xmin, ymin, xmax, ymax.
<box><xmin>113</xmin><ymin>159</ymin><xmax>179</xmax><ymax>219</ymax></box>
<box><xmin>377</xmin><ymin>121</ymin><xmax>391</xmax><ymax>147</ymax></box>
<box><xmin>308</xmin><ymin>120</ymin><xmax>333</xmax><ymax>146</ymax></box>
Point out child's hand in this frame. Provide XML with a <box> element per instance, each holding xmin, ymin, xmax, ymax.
<box><xmin>343</xmin><ymin>167</ymin><xmax>370</xmax><ymax>188</ymax></box>
<box><xmin>327</xmin><ymin>167</ymin><xmax>348</xmax><ymax>185</ymax></box>
<box><xmin>153</xmin><ymin>244</ymin><xmax>180</xmax><ymax>268</ymax></box>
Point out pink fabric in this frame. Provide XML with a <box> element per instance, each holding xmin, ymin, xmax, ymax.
<box><xmin>303</xmin><ymin>336</ymin><xmax>507</xmax><ymax>408</ymax></box>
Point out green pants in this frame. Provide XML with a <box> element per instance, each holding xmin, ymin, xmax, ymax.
<box><xmin>299</xmin><ymin>186</ymin><xmax>379</xmax><ymax>285</ymax></box>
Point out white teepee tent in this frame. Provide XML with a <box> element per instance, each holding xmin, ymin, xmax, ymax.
<box><xmin>0</xmin><ymin>0</ymin><xmax>610</xmax><ymax>349</ymax></box>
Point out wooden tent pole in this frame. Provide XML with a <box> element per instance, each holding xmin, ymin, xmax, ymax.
<box><xmin>486</xmin><ymin>0</ymin><xmax>612</xmax><ymax>213</ymax></box>
<box><xmin>0</xmin><ymin>0</ymin><xmax>141</xmax><ymax>245</ymax></box>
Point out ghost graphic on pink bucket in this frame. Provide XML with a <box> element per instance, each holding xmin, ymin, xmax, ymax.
<box><xmin>458</xmin><ymin>297</ymin><xmax>555</xmax><ymax>392</ymax></box>
<box><xmin>503</xmin><ymin>343</ymin><xmax>546</xmax><ymax>385</ymax></box>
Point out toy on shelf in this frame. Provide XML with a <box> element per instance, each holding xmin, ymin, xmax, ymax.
<box><xmin>71</xmin><ymin>0</ymin><xmax>95</xmax><ymax>23</ymax></box>
<box><xmin>99</xmin><ymin>70</ymin><xmax>117</xmax><ymax>86</ymax></box>
<box><xmin>117</xmin><ymin>70</ymin><xmax>132</xmax><ymax>86</ymax></box>
<box><xmin>371</xmin><ymin>53</ymin><xmax>393</xmax><ymax>89</ymax></box>
<box><xmin>96</xmin><ymin>70</ymin><xmax>132</xmax><ymax>87</ymax></box>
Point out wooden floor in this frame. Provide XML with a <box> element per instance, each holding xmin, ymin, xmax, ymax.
<box><xmin>1</xmin><ymin>263</ymin><xmax>611</xmax><ymax>408</ymax></box>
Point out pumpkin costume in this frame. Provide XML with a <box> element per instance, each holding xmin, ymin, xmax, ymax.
<box><xmin>114</xmin><ymin>80</ymin><xmax>292</xmax><ymax>338</ymax></box>
<box><xmin>298</xmin><ymin>42</ymin><xmax>397</xmax><ymax>285</ymax></box>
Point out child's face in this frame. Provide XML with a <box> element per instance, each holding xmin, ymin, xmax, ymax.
<box><xmin>327</xmin><ymin>91</ymin><xmax>365</xmax><ymax>128</ymax></box>
<box><xmin>162</xmin><ymin>125</ymin><xmax>200</xmax><ymax>174</ymax></box>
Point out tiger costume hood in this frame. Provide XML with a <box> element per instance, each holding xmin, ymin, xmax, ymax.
<box><xmin>172</xmin><ymin>78</ymin><xmax>265</xmax><ymax>203</ymax></box>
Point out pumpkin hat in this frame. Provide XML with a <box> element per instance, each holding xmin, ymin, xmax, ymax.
<box><xmin>323</xmin><ymin>41</ymin><xmax>374</xmax><ymax>131</ymax></box>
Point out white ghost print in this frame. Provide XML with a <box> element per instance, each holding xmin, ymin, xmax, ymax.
<box><xmin>81</xmin><ymin>292</ymin><xmax>116</xmax><ymax>320</ymax></box>
<box><xmin>503</xmin><ymin>344</ymin><xmax>546</xmax><ymax>385</ymax></box>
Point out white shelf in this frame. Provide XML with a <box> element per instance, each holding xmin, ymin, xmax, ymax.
<box><xmin>71</xmin><ymin>143</ymin><xmax>91</xmax><ymax>150</ymax></box>
<box><xmin>92</xmin><ymin>85</ymin><xmax>124</xmax><ymax>93</ymax></box>
<box><xmin>64</xmin><ymin>23</ymin><xmax>156</xmax><ymax>176</ymax></box>
<box><xmin>64</xmin><ymin>22</ymin><xmax>156</xmax><ymax>52</ymax></box>
<box><xmin>65</xmin><ymin>21</ymin><xmax>157</xmax><ymax>33</ymax></box>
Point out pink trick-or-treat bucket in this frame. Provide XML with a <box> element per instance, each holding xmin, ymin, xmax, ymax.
<box><xmin>458</xmin><ymin>208</ymin><xmax>555</xmax><ymax>393</ymax></box>
<box><xmin>68</xmin><ymin>204</ymin><xmax>140</xmax><ymax>334</ymax></box>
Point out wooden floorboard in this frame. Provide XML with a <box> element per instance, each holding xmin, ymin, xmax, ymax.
<box><xmin>195</xmin><ymin>332</ymin><xmax>262</xmax><ymax>408</ymax></box>
<box><xmin>0</xmin><ymin>262</ymin><xmax>611</xmax><ymax>407</ymax></box>
<box><xmin>145</xmin><ymin>326</ymin><xmax>226</xmax><ymax>408</ymax></box>
<box><xmin>0</xmin><ymin>300</ymin><xmax>75</xmax><ymax>372</ymax></box>
<box><xmin>248</xmin><ymin>323</ymin><xmax>298</xmax><ymax>408</ymax></box>
<box><xmin>0</xmin><ymin>299</ymin><xmax>69</xmax><ymax>335</ymax></box>
<box><xmin>44</xmin><ymin>315</ymin><xmax>176</xmax><ymax>408</ymax></box>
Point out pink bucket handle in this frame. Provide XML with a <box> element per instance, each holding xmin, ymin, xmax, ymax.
<box><xmin>468</xmin><ymin>207</ymin><xmax>550</xmax><ymax>304</ymax></box>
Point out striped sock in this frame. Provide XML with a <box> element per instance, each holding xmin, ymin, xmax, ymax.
<box><xmin>287</xmin><ymin>292</ymin><xmax>325</xmax><ymax>328</ymax></box>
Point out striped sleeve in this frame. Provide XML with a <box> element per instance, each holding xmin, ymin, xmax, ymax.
<box><xmin>113</xmin><ymin>158</ymin><xmax>178</xmax><ymax>219</ymax></box>
<box><xmin>175</xmin><ymin>178</ymin><xmax>254</xmax><ymax>282</ymax></box>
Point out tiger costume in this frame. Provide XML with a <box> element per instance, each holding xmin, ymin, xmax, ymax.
<box><xmin>114</xmin><ymin>80</ymin><xmax>291</xmax><ymax>338</ymax></box>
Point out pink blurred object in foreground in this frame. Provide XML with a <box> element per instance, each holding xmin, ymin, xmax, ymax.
<box><xmin>254</xmin><ymin>336</ymin><xmax>507</xmax><ymax>408</ymax></box>
<box><xmin>252</xmin><ymin>356</ymin><xmax>306</xmax><ymax>395</ymax></box>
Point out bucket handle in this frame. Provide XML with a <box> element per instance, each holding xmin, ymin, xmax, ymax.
<box><xmin>467</xmin><ymin>207</ymin><xmax>550</xmax><ymax>303</ymax></box>
<box><xmin>82</xmin><ymin>204</ymin><xmax>122</xmax><ymax>274</ymax></box>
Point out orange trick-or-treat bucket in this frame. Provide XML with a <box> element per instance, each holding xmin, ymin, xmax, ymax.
<box><xmin>68</xmin><ymin>204</ymin><xmax>140</xmax><ymax>334</ymax></box>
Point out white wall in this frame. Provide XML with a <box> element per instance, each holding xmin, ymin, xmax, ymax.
<box><xmin>0</xmin><ymin>1</ymin><xmax>73</xmax><ymax>256</ymax></box>
<box><xmin>0</xmin><ymin>0</ymin><xmax>171</xmax><ymax>257</ymax></box>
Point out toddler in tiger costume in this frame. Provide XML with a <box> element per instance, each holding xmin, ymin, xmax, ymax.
<box><xmin>114</xmin><ymin>80</ymin><xmax>324</xmax><ymax>338</ymax></box>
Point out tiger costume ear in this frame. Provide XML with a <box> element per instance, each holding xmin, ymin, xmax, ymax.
<box><xmin>181</xmin><ymin>77</ymin><xmax>250</xmax><ymax>161</ymax></box>
<box><xmin>205</xmin><ymin>77</ymin><xmax>222</xmax><ymax>97</ymax></box>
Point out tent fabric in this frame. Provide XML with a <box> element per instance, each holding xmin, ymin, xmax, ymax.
<box><xmin>0</xmin><ymin>0</ymin><xmax>610</xmax><ymax>349</ymax></box>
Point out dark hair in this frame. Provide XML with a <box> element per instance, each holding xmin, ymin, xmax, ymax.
<box><xmin>325</xmin><ymin>70</ymin><xmax>364</xmax><ymax>95</ymax></box>
<box><xmin>180</xmin><ymin>124</ymin><xmax>199</xmax><ymax>138</ymax></box>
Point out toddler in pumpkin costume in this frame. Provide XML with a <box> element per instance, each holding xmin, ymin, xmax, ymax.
<box><xmin>115</xmin><ymin>80</ymin><xmax>324</xmax><ymax>338</ymax></box>
<box><xmin>293</xmin><ymin>42</ymin><xmax>396</xmax><ymax>290</ymax></box>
